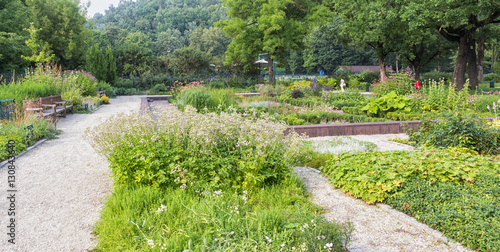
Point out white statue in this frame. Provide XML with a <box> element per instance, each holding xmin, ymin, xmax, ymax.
<box><xmin>340</xmin><ymin>78</ymin><xmax>346</xmax><ymax>92</ymax></box>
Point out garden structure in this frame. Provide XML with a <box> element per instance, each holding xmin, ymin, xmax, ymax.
<box><xmin>23</xmin><ymin>95</ymin><xmax>73</xmax><ymax>121</ymax></box>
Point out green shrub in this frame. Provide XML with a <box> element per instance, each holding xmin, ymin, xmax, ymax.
<box><xmin>125</xmin><ymin>88</ymin><xmax>138</xmax><ymax>95</ymax></box>
<box><xmin>85</xmin><ymin>107</ymin><xmax>304</xmax><ymax>192</ymax></box>
<box><xmin>474</xmin><ymin>95</ymin><xmax>500</xmax><ymax>113</ymax></box>
<box><xmin>98</xmin><ymin>81</ymin><xmax>116</xmax><ymax>97</ymax></box>
<box><xmin>208</xmin><ymin>88</ymin><xmax>237</xmax><ymax>111</ymax></box>
<box><xmin>62</xmin><ymin>89</ymin><xmax>83</xmax><ymax>111</ymax></box>
<box><xmin>178</xmin><ymin>88</ymin><xmax>215</xmax><ymax>111</ymax></box>
<box><xmin>360</xmin><ymin>69</ymin><xmax>379</xmax><ymax>84</ymax></box>
<box><xmin>0</xmin><ymin>117</ymin><xmax>57</xmax><ymax>161</ymax></box>
<box><xmin>386</xmin><ymin>175</ymin><xmax>500</xmax><ymax>252</ymax></box>
<box><xmin>406</xmin><ymin>114</ymin><xmax>500</xmax><ymax>154</ymax></box>
<box><xmin>371</xmin><ymin>72</ymin><xmax>415</xmax><ymax>97</ymax></box>
<box><xmin>361</xmin><ymin>91</ymin><xmax>413</xmax><ymax>117</ymax></box>
<box><xmin>153</xmin><ymin>83</ymin><xmax>167</xmax><ymax>92</ymax></box>
<box><xmin>291</xmin><ymin>89</ymin><xmax>304</xmax><ymax>99</ymax></box>
<box><xmin>420</xmin><ymin>70</ymin><xmax>453</xmax><ymax>84</ymax></box>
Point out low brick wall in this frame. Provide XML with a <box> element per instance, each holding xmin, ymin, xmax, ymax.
<box><xmin>285</xmin><ymin>117</ymin><xmax>499</xmax><ymax>137</ymax></box>
<box><xmin>285</xmin><ymin>121</ymin><xmax>421</xmax><ymax>137</ymax></box>
<box><xmin>141</xmin><ymin>96</ymin><xmax>172</xmax><ymax>112</ymax></box>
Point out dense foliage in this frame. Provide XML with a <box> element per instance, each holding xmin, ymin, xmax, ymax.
<box><xmin>0</xmin><ymin>117</ymin><xmax>58</xmax><ymax>161</ymax></box>
<box><xmin>406</xmin><ymin>115</ymin><xmax>500</xmax><ymax>154</ymax></box>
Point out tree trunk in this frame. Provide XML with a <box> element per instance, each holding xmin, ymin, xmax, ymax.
<box><xmin>493</xmin><ymin>46</ymin><xmax>499</xmax><ymax>72</ymax></box>
<box><xmin>411</xmin><ymin>59</ymin><xmax>421</xmax><ymax>81</ymax></box>
<box><xmin>267</xmin><ymin>54</ymin><xmax>274</xmax><ymax>85</ymax></box>
<box><xmin>378</xmin><ymin>56</ymin><xmax>386</xmax><ymax>82</ymax></box>
<box><xmin>492</xmin><ymin>46</ymin><xmax>496</xmax><ymax>71</ymax></box>
<box><xmin>477</xmin><ymin>36</ymin><xmax>485</xmax><ymax>82</ymax></box>
<box><xmin>466</xmin><ymin>28</ymin><xmax>478</xmax><ymax>90</ymax></box>
<box><xmin>453</xmin><ymin>35</ymin><xmax>468</xmax><ymax>90</ymax></box>
<box><xmin>437</xmin><ymin>54</ymin><xmax>441</xmax><ymax>72</ymax></box>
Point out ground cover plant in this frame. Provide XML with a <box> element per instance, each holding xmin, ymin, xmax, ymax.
<box><xmin>86</xmin><ymin>106</ymin><xmax>352</xmax><ymax>251</ymax></box>
<box><xmin>320</xmin><ymin>148</ymin><xmax>500</xmax><ymax>251</ymax></box>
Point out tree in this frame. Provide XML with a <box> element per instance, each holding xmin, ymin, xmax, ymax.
<box><xmin>0</xmin><ymin>0</ymin><xmax>30</xmax><ymax>72</ymax></box>
<box><xmin>26</xmin><ymin>0</ymin><xmax>89</xmax><ymax>69</ymax></box>
<box><xmin>171</xmin><ymin>46</ymin><xmax>210</xmax><ymax>75</ymax></box>
<box><xmin>105</xmin><ymin>46</ymin><xmax>117</xmax><ymax>84</ymax></box>
<box><xmin>218</xmin><ymin>0</ymin><xmax>315</xmax><ymax>83</ymax></box>
<box><xmin>155</xmin><ymin>29</ymin><xmax>185</xmax><ymax>56</ymax></box>
<box><xmin>114</xmin><ymin>32</ymin><xmax>155</xmax><ymax>77</ymax></box>
<box><xmin>403</xmin><ymin>1</ymin><xmax>500</xmax><ymax>90</ymax></box>
<box><xmin>330</xmin><ymin>0</ymin><xmax>405</xmax><ymax>82</ymax></box>
<box><xmin>85</xmin><ymin>44</ymin><xmax>106</xmax><ymax>81</ymax></box>
<box><xmin>22</xmin><ymin>23</ymin><xmax>55</xmax><ymax>64</ymax></box>
<box><xmin>189</xmin><ymin>26</ymin><xmax>230</xmax><ymax>66</ymax></box>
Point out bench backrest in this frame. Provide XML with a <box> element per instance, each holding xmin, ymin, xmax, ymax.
<box><xmin>41</xmin><ymin>96</ymin><xmax>53</xmax><ymax>105</ymax></box>
<box><xmin>50</xmin><ymin>95</ymin><xmax>63</xmax><ymax>103</ymax></box>
<box><xmin>23</xmin><ymin>98</ymin><xmax>41</xmax><ymax>109</ymax></box>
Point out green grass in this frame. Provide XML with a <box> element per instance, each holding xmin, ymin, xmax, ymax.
<box><xmin>93</xmin><ymin>174</ymin><xmax>351</xmax><ymax>252</ymax></box>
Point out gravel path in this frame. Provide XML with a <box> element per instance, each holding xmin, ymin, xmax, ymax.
<box><xmin>294</xmin><ymin>134</ymin><xmax>471</xmax><ymax>252</ymax></box>
<box><xmin>0</xmin><ymin>96</ymin><xmax>142</xmax><ymax>252</ymax></box>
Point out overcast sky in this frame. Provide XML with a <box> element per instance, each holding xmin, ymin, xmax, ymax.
<box><xmin>84</xmin><ymin>0</ymin><xmax>125</xmax><ymax>18</ymax></box>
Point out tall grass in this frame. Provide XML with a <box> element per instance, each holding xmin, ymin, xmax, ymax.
<box><xmin>94</xmin><ymin>177</ymin><xmax>351</xmax><ymax>251</ymax></box>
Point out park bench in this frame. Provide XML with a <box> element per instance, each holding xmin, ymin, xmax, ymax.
<box><xmin>23</xmin><ymin>95</ymin><xmax>73</xmax><ymax>121</ymax></box>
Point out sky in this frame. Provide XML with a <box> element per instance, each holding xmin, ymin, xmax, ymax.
<box><xmin>84</xmin><ymin>0</ymin><xmax>124</xmax><ymax>18</ymax></box>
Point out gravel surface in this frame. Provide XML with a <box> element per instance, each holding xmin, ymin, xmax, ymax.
<box><xmin>0</xmin><ymin>96</ymin><xmax>142</xmax><ymax>252</ymax></box>
<box><xmin>294</xmin><ymin>134</ymin><xmax>471</xmax><ymax>252</ymax></box>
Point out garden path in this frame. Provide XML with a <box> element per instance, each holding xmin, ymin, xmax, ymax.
<box><xmin>0</xmin><ymin>96</ymin><xmax>143</xmax><ymax>252</ymax></box>
<box><xmin>294</xmin><ymin>134</ymin><xmax>471</xmax><ymax>252</ymax></box>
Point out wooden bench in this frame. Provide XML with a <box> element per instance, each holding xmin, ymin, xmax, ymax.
<box><xmin>23</xmin><ymin>95</ymin><xmax>73</xmax><ymax>121</ymax></box>
<box><xmin>49</xmin><ymin>95</ymin><xmax>73</xmax><ymax>117</ymax></box>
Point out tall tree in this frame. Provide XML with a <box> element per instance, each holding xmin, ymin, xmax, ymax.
<box><xmin>26</xmin><ymin>0</ymin><xmax>88</xmax><ymax>69</ymax></box>
<box><xmin>218</xmin><ymin>0</ymin><xmax>315</xmax><ymax>83</ymax></box>
<box><xmin>0</xmin><ymin>0</ymin><xmax>30</xmax><ymax>72</ymax></box>
<box><xmin>330</xmin><ymin>0</ymin><xmax>405</xmax><ymax>82</ymax></box>
<box><xmin>403</xmin><ymin>1</ymin><xmax>500</xmax><ymax>90</ymax></box>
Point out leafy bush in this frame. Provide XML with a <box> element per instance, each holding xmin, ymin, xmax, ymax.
<box><xmin>484</xmin><ymin>73</ymin><xmax>500</xmax><ymax>82</ymax></box>
<box><xmin>371</xmin><ymin>72</ymin><xmax>415</xmax><ymax>97</ymax></box>
<box><xmin>125</xmin><ymin>88</ymin><xmax>138</xmax><ymax>95</ymax></box>
<box><xmin>115</xmin><ymin>79</ymin><xmax>135</xmax><ymax>89</ymax></box>
<box><xmin>97</xmin><ymin>81</ymin><xmax>116</xmax><ymax>97</ymax></box>
<box><xmin>62</xmin><ymin>89</ymin><xmax>83</xmax><ymax>111</ymax></box>
<box><xmin>0</xmin><ymin>117</ymin><xmax>57</xmax><ymax>161</ymax></box>
<box><xmin>420</xmin><ymin>70</ymin><xmax>453</xmax><ymax>84</ymax></box>
<box><xmin>360</xmin><ymin>69</ymin><xmax>379</xmax><ymax>84</ymax></box>
<box><xmin>361</xmin><ymin>91</ymin><xmax>413</xmax><ymax>117</ymax></box>
<box><xmin>100</xmin><ymin>95</ymin><xmax>110</xmax><ymax>104</ymax></box>
<box><xmin>474</xmin><ymin>94</ymin><xmax>500</xmax><ymax>113</ymax></box>
<box><xmin>291</xmin><ymin>89</ymin><xmax>304</xmax><ymax>99</ymax></box>
<box><xmin>178</xmin><ymin>88</ymin><xmax>215</xmax><ymax>111</ymax></box>
<box><xmin>208</xmin><ymin>88</ymin><xmax>237</xmax><ymax>111</ymax></box>
<box><xmin>153</xmin><ymin>83</ymin><xmax>168</xmax><ymax>92</ymax></box>
<box><xmin>406</xmin><ymin>114</ymin><xmax>500</xmax><ymax>154</ymax></box>
<box><xmin>386</xmin><ymin>175</ymin><xmax>500</xmax><ymax>252</ymax></box>
<box><xmin>322</xmin><ymin>148</ymin><xmax>500</xmax><ymax>204</ymax></box>
<box><xmin>85</xmin><ymin>106</ymin><xmax>304</xmax><ymax>192</ymax></box>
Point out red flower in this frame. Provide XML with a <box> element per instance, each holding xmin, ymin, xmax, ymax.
<box><xmin>415</xmin><ymin>81</ymin><xmax>421</xmax><ymax>89</ymax></box>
